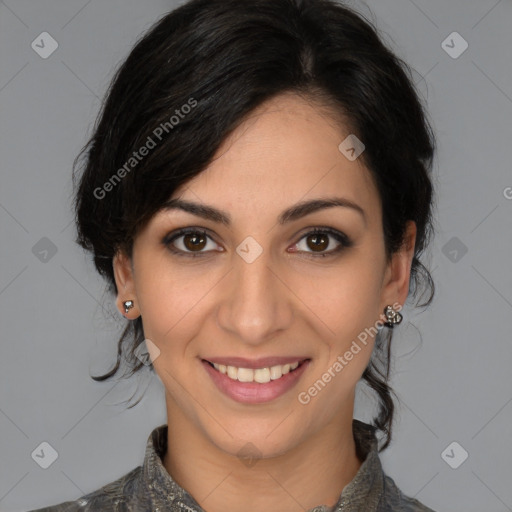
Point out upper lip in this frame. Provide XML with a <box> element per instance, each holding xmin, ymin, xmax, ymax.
<box><xmin>203</xmin><ymin>356</ymin><xmax>310</xmax><ymax>369</ymax></box>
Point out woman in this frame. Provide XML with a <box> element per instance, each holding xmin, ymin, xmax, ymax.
<box><xmin>30</xmin><ymin>0</ymin><xmax>437</xmax><ymax>510</ymax></box>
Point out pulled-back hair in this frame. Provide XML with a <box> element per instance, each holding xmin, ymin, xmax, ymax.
<box><xmin>73</xmin><ymin>0</ymin><xmax>436</xmax><ymax>451</ymax></box>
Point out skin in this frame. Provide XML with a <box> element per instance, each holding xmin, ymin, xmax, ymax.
<box><xmin>113</xmin><ymin>92</ymin><xmax>416</xmax><ymax>512</ymax></box>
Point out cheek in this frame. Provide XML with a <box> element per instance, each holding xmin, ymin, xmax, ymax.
<box><xmin>133</xmin><ymin>253</ymin><xmax>225</xmax><ymax>357</ymax></box>
<box><xmin>290</xmin><ymin>257</ymin><xmax>384</xmax><ymax>338</ymax></box>
<box><xmin>286</xmin><ymin>257</ymin><xmax>383</xmax><ymax>387</ymax></box>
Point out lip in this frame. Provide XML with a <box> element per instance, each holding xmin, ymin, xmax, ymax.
<box><xmin>204</xmin><ymin>356</ymin><xmax>309</xmax><ymax>369</ymax></box>
<box><xmin>202</xmin><ymin>358</ymin><xmax>311</xmax><ymax>404</ymax></box>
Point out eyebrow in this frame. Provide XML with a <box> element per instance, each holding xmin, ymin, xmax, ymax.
<box><xmin>160</xmin><ymin>197</ymin><xmax>366</xmax><ymax>226</ymax></box>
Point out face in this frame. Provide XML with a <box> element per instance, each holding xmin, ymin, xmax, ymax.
<box><xmin>113</xmin><ymin>93</ymin><xmax>415</xmax><ymax>459</ymax></box>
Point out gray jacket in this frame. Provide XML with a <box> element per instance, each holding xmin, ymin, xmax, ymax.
<box><xmin>28</xmin><ymin>420</ymin><xmax>436</xmax><ymax>511</ymax></box>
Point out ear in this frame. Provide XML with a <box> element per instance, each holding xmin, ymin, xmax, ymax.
<box><xmin>112</xmin><ymin>250</ymin><xmax>140</xmax><ymax>319</ymax></box>
<box><xmin>380</xmin><ymin>220</ymin><xmax>417</xmax><ymax>311</ymax></box>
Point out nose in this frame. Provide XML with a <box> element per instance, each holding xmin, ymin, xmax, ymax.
<box><xmin>216</xmin><ymin>246</ymin><xmax>294</xmax><ymax>346</ymax></box>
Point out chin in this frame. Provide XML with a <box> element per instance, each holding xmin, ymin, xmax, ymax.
<box><xmin>206</xmin><ymin>420</ymin><xmax>306</xmax><ymax>462</ymax></box>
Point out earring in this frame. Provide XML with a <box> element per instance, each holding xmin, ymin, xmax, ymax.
<box><xmin>123</xmin><ymin>300</ymin><xmax>135</xmax><ymax>314</ymax></box>
<box><xmin>383</xmin><ymin>304</ymin><xmax>403</xmax><ymax>327</ymax></box>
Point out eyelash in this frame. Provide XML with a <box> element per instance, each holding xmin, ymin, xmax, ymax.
<box><xmin>162</xmin><ymin>227</ymin><xmax>352</xmax><ymax>259</ymax></box>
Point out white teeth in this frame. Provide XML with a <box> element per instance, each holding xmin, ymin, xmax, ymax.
<box><xmin>211</xmin><ymin>361</ymin><xmax>304</xmax><ymax>383</ymax></box>
<box><xmin>269</xmin><ymin>365</ymin><xmax>282</xmax><ymax>380</ymax></box>
<box><xmin>254</xmin><ymin>368</ymin><xmax>271</xmax><ymax>383</ymax></box>
<box><xmin>237</xmin><ymin>368</ymin><xmax>254</xmax><ymax>382</ymax></box>
<box><xmin>227</xmin><ymin>365</ymin><xmax>237</xmax><ymax>379</ymax></box>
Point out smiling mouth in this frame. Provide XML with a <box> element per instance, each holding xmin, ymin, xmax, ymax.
<box><xmin>203</xmin><ymin>359</ymin><xmax>310</xmax><ymax>384</ymax></box>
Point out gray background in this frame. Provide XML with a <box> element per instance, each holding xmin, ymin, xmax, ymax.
<box><xmin>1</xmin><ymin>0</ymin><xmax>511</xmax><ymax>511</ymax></box>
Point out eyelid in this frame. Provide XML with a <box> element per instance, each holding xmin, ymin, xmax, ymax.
<box><xmin>162</xmin><ymin>227</ymin><xmax>222</xmax><ymax>257</ymax></box>
<box><xmin>291</xmin><ymin>227</ymin><xmax>352</xmax><ymax>257</ymax></box>
<box><xmin>162</xmin><ymin>226</ymin><xmax>352</xmax><ymax>258</ymax></box>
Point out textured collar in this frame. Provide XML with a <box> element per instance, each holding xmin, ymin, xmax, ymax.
<box><xmin>141</xmin><ymin>419</ymin><xmax>385</xmax><ymax>512</ymax></box>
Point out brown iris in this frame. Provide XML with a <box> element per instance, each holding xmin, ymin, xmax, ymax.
<box><xmin>181</xmin><ymin>231</ymin><xmax>331</xmax><ymax>254</ymax></box>
<box><xmin>183</xmin><ymin>232</ymin><xmax>207</xmax><ymax>251</ymax></box>
<box><xmin>306</xmin><ymin>233</ymin><xmax>329</xmax><ymax>252</ymax></box>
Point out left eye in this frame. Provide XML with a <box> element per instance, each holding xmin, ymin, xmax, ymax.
<box><xmin>291</xmin><ymin>228</ymin><xmax>350</xmax><ymax>257</ymax></box>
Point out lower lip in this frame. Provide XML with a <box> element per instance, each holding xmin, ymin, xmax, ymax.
<box><xmin>202</xmin><ymin>359</ymin><xmax>311</xmax><ymax>404</ymax></box>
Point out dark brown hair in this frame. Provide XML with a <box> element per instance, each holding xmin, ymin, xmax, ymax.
<box><xmin>73</xmin><ymin>0</ymin><xmax>436</xmax><ymax>451</ymax></box>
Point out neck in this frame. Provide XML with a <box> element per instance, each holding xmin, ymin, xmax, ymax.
<box><xmin>163</xmin><ymin>396</ymin><xmax>363</xmax><ymax>512</ymax></box>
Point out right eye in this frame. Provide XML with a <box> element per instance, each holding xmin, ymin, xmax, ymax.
<box><xmin>163</xmin><ymin>228</ymin><xmax>223</xmax><ymax>258</ymax></box>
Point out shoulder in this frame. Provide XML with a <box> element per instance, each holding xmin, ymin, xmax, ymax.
<box><xmin>26</xmin><ymin>466</ymin><xmax>143</xmax><ymax>512</ymax></box>
<box><xmin>377</xmin><ymin>473</ymin><xmax>437</xmax><ymax>512</ymax></box>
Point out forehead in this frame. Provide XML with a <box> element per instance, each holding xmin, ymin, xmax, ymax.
<box><xmin>168</xmin><ymin>93</ymin><xmax>380</xmax><ymax>226</ymax></box>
